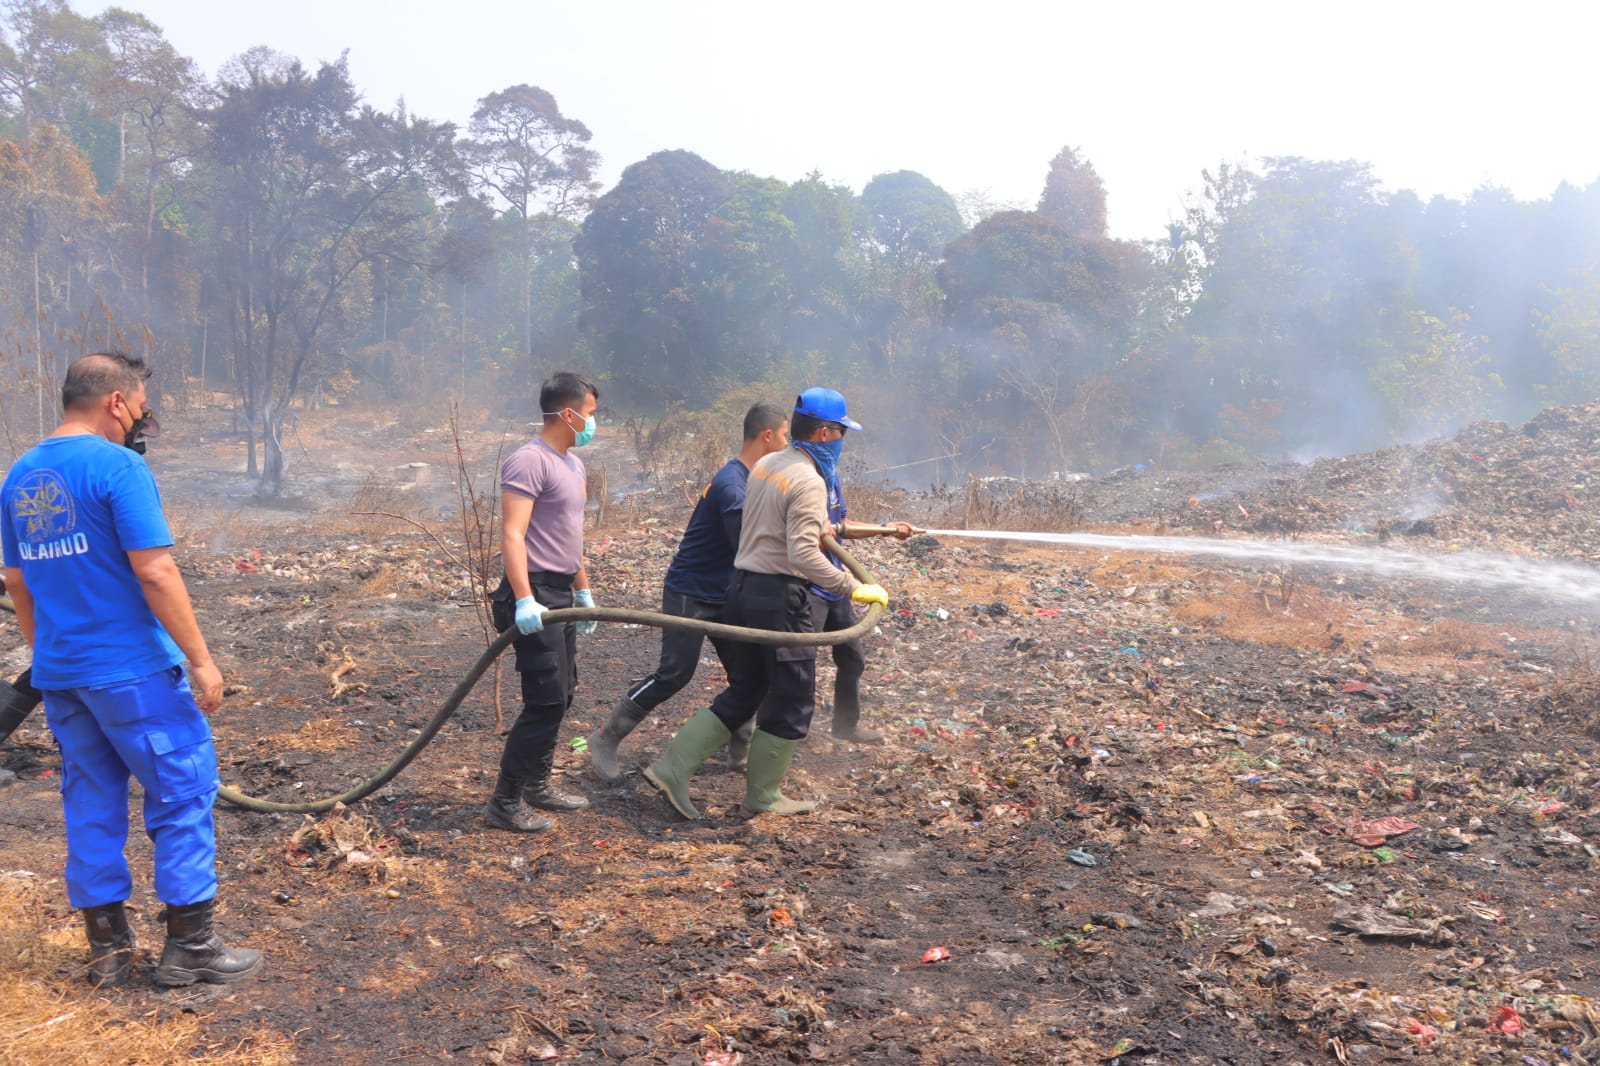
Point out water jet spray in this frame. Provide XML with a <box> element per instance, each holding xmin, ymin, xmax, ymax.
<box><xmin>919</xmin><ymin>529</ymin><xmax>1600</xmax><ymax>605</ymax></box>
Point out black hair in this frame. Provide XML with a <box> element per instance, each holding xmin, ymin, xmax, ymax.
<box><xmin>742</xmin><ymin>401</ymin><xmax>788</xmax><ymax>441</ymax></box>
<box><xmin>790</xmin><ymin>410</ymin><xmax>842</xmax><ymax>442</ymax></box>
<box><xmin>62</xmin><ymin>351</ymin><xmax>151</xmax><ymax>412</ymax></box>
<box><xmin>540</xmin><ymin>371</ymin><xmax>599</xmax><ymax>416</ymax></box>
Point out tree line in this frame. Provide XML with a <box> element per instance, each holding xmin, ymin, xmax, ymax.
<box><xmin>3</xmin><ymin>0</ymin><xmax>1599</xmax><ymax>491</ymax></box>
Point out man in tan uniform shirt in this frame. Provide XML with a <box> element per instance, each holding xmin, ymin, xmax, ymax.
<box><xmin>643</xmin><ymin>388</ymin><xmax>889</xmax><ymax>819</ymax></box>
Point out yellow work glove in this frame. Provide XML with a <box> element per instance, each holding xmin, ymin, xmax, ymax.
<box><xmin>850</xmin><ymin>583</ymin><xmax>889</xmax><ymax>608</ymax></box>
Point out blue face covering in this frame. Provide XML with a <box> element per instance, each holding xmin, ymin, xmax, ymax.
<box><xmin>545</xmin><ymin>409</ymin><xmax>596</xmax><ymax>447</ymax></box>
<box><xmin>793</xmin><ymin>437</ymin><xmax>842</xmax><ymax>491</ymax></box>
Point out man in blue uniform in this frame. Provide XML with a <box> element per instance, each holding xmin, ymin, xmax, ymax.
<box><xmin>1</xmin><ymin>352</ymin><xmax>260</xmax><ymax>988</ymax></box>
<box><xmin>587</xmin><ymin>403</ymin><xmax>790</xmax><ymax>781</ymax></box>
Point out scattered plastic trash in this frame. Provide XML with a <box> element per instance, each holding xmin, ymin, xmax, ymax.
<box><xmin>1341</xmin><ymin>816</ymin><xmax>1422</xmax><ymax>847</ymax></box>
<box><xmin>1340</xmin><ymin>679</ymin><xmax>1393</xmax><ymax>700</ymax></box>
<box><xmin>1370</xmin><ymin>847</ymin><xmax>1398</xmax><ymax>863</ymax></box>
<box><xmin>1490</xmin><ymin>1004</ymin><xmax>1523</xmax><ymax>1034</ymax></box>
<box><xmin>1403</xmin><ymin>1017</ymin><xmax>1436</xmax><ymax>1045</ymax></box>
<box><xmin>1090</xmin><ymin>912</ymin><xmax>1143</xmax><ymax>930</ymax></box>
<box><xmin>921</xmin><ymin>945</ymin><xmax>951</xmax><ymax>963</ymax></box>
<box><xmin>1331</xmin><ymin>905</ymin><xmax>1453</xmax><ymax>945</ymax></box>
<box><xmin>569</xmin><ymin>736</ymin><xmax>588</xmax><ymax>752</ymax></box>
<box><xmin>1066</xmin><ymin>848</ymin><xmax>1098</xmax><ymax>867</ymax></box>
<box><xmin>1194</xmin><ymin>892</ymin><xmax>1246</xmax><ymax>918</ymax></box>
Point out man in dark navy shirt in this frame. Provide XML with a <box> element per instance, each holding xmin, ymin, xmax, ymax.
<box><xmin>587</xmin><ymin>403</ymin><xmax>790</xmax><ymax>780</ymax></box>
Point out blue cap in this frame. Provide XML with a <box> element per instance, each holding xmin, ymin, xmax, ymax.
<box><xmin>794</xmin><ymin>387</ymin><xmax>862</xmax><ymax>431</ymax></box>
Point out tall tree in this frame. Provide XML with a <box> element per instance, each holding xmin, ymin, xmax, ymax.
<box><xmin>463</xmin><ymin>84</ymin><xmax>596</xmax><ymax>360</ymax></box>
<box><xmin>860</xmin><ymin>169</ymin><xmax>961</xmax><ymax>268</ymax></box>
<box><xmin>0</xmin><ymin>0</ymin><xmax>113</xmax><ymax>176</ymax></box>
<box><xmin>194</xmin><ymin>50</ymin><xmax>458</xmax><ymax>494</ymax></box>
<box><xmin>575</xmin><ymin>149</ymin><xmax>729</xmax><ymax>402</ymax></box>
<box><xmin>92</xmin><ymin>7</ymin><xmax>200</xmax><ymax>361</ymax></box>
<box><xmin>940</xmin><ymin>208</ymin><xmax>1145</xmax><ymax>470</ymax></box>
<box><xmin>1037</xmin><ymin>145</ymin><xmax>1108</xmax><ymax>238</ymax></box>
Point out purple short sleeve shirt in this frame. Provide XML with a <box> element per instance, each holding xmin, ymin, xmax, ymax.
<box><xmin>502</xmin><ymin>437</ymin><xmax>586</xmax><ymax>574</ymax></box>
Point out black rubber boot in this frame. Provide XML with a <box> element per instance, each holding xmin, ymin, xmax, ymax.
<box><xmin>153</xmin><ymin>899</ymin><xmax>262</xmax><ymax>987</ymax></box>
<box><xmin>725</xmin><ymin>718</ymin><xmax>755</xmax><ymax>771</ymax></box>
<box><xmin>483</xmin><ymin>773</ymin><xmax>553</xmax><ymax>832</ymax></box>
<box><xmin>82</xmin><ymin>901</ymin><xmax>135</xmax><ymax>988</ymax></box>
<box><xmin>0</xmin><ymin>668</ymin><xmax>42</xmax><ymax>745</ymax></box>
<box><xmin>587</xmin><ymin>696</ymin><xmax>648</xmax><ymax>782</ymax></box>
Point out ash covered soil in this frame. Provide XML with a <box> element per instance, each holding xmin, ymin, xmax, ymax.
<box><xmin>8</xmin><ymin>404</ymin><xmax>1600</xmax><ymax>1065</ymax></box>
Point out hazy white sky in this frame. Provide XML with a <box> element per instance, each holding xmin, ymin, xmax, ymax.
<box><xmin>109</xmin><ymin>0</ymin><xmax>1599</xmax><ymax>240</ymax></box>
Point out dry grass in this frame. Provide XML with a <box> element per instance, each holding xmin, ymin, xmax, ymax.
<box><xmin>262</xmin><ymin>715</ymin><xmax>360</xmax><ymax>754</ymax></box>
<box><xmin>0</xmin><ymin>876</ymin><xmax>295</xmax><ymax>1065</ymax></box>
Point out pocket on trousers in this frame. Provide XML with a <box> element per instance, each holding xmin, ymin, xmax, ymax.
<box><xmin>490</xmin><ymin>575</ymin><xmax>514</xmax><ymax>633</ymax></box>
<box><xmin>774</xmin><ymin>584</ymin><xmax>818</xmax><ymax>662</ymax></box>
<box><xmin>146</xmin><ymin>723</ymin><xmax>219</xmax><ymax>803</ymax></box>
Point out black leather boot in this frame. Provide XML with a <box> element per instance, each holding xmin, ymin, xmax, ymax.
<box><xmin>153</xmin><ymin>899</ymin><xmax>262</xmax><ymax>987</ymax></box>
<box><xmin>0</xmin><ymin>668</ymin><xmax>42</xmax><ymax>745</ymax></box>
<box><xmin>82</xmin><ymin>901</ymin><xmax>135</xmax><ymax>988</ymax></box>
<box><xmin>522</xmin><ymin>747</ymin><xmax>589</xmax><ymax>812</ymax></box>
<box><xmin>483</xmin><ymin>772</ymin><xmax>553</xmax><ymax>832</ymax></box>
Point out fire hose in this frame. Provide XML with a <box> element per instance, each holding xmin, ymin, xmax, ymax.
<box><xmin>0</xmin><ymin>535</ymin><xmax>889</xmax><ymax>815</ymax></box>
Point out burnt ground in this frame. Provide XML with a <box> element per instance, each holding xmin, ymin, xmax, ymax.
<box><xmin>7</xmin><ymin>404</ymin><xmax>1600</xmax><ymax>1065</ymax></box>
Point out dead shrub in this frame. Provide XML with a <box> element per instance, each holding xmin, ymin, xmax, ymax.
<box><xmin>949</xmin><ymin>474</ymin><xmax>1084</xmax><ymax>531</ymax></box>
<box><xmin>836</xmin><ymin>480</ymin><xmax>915</xmax><ymax>526</ymax></box>
<box><xmin>625</xmin><ymin>406</ymin><xmax>731</xmax><ymax>488</ymax></box>
<box><xmin>328</xmin><ymin>469</ymin><xmax>424</xmax><ymax>538</ymax></box>
<box><xmin>1543</xmin><ymin>631</ymin><xmax>1600</xmax><ymax>723</ymax></box>
<box><xmin>1406</xmin><ymin>618</ymin><xmax>1509</xmax><ymax>660</ymax></box>
<box><xmin>286</xmin><ymin>805</ymin><xmax>399</xmax><ymax>883</ymax></box>
<box><xmin>359</xmin><ymin>562</ymin><xmax>406</xmax><ymax>597</ymax></box>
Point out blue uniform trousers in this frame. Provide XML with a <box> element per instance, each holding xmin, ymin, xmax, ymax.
<box><xmin>43</xmin><ymin>666</ymin><xmax>220</xmax><ymax>909</ymax></box>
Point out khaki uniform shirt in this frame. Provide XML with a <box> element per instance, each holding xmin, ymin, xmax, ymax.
<box><xmin>733</xmin><ymin>448</ymin><xmax>856</xmax><ymax>598</ymax></box>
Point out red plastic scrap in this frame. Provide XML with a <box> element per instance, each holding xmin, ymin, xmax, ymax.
<box><xmin>921</xmin><ymin>946</ymin><xmax>951</xmax><ymax>963</ymax></box>
<box><xmin>1490</xmin><ymin>1005</ymin><xmax>1522</xmax><ymax>1034</ymax></box>
<box><xmin>1403</xmin><ymin>1017</ymin><xmax>1436</xmax><ymax>1044</ymax></box>
<box><xmin>1343</xmin><ymin>816</ymin><xmax>1422</xmax><ymax>847</ymax></box>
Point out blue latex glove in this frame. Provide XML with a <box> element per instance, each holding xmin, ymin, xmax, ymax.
<box><xmin>574</xmin><ymin>588</ymin><xmax>598</xmax><ymax>635</ymax></box>
<box><xmin>513</xmin><ymin>596</ymin><xmax>547</xmax><ymax>635</ymax></box>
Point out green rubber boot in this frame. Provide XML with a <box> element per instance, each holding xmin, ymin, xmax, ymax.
<box><xmin>741</xmin><ymin>730</ymin><xmax>817</xmax><ymax>816</ymax></box>
<box><xmin>643</xmin><ymin>707</ymin><xmax>732</xmax><ymax>819</ymax></box>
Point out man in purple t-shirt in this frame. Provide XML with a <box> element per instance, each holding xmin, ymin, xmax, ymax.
<box><xmin>483</xmin><ymin>371</ymin><xmax>600</xmax><ymax>833</ymax></box>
